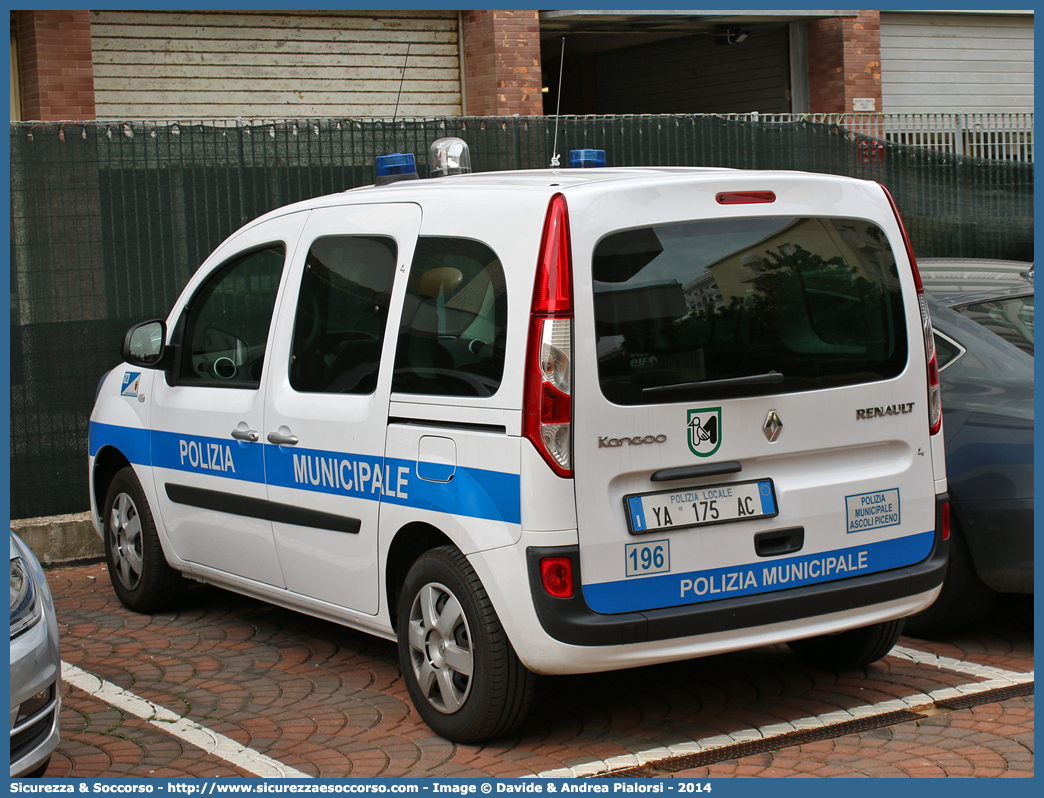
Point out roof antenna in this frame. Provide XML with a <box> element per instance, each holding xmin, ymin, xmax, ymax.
<box><xmin>549</xmin><ymin>37</ymin><xmax>565</xmax><ymax>168</ymax></box>
<box><xmin>392</xmin><ymin>43</ymin><xmax>411</xmax><ymax>151</ymax></box>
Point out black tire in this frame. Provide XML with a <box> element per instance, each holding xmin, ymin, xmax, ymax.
<box><xmin>903</xmin><ymin>517</ymin><xmax>996</xmax><ymax>637</ymax></box>
<box><xmin>787</xmin><ymin>617</ymin><xmax>905</xmax><ymax>670</ymax></box>
<box><xmin>397</xmin><ymin>546</ymin><xmax>535</xmax><ymax>742</ymax></box>
<box><xmin>103</xmin><ymin>466</ymin><xmax>185</xmax><ymax>613</ymax></box>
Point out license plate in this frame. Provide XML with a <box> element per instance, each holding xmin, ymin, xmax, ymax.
<box><xmin>625</xmin><ymin>479</ymin><xmax>778</xmax><ymax>535</ymax></box>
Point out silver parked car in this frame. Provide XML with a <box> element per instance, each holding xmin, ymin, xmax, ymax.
<box><xmin>10</xmin><ymin>530</ymin><xmax>61</xmax><ymax>777</ymax></box>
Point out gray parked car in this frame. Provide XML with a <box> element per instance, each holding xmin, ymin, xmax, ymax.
<box><xmin>9</xmin><ymin>530</ymin><xmax>61</xmax><ymax>777</ymax></box>
<box><xmin>903</xmin><ymin>262</ymin><xmax>1034</xmax><ymax>634</ymax></box>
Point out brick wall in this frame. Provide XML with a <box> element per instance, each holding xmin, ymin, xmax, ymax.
<box><xmin>14</xmin><ymin>10</ymin><xmax>96</xmax><ymax>121</ymax></box>
<box><xmin>462</xmin><ymin>10</ymin><xmax>543</xmax><ymax>116</ymax></box>
<box><xmin>807</xmin><ymin>11</ymin><xmax>881</xmax><ymax>113</ymax></box>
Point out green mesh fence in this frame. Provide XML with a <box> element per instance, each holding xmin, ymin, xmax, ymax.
<box><xmin>8</xmin><ymin>116</ymin><xmax>1034</xmax><ymax>519</ymax></box>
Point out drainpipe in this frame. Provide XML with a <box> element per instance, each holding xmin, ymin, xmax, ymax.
<box><xmin>458</xmin><ymin>10</ymin><xmax>468</xmax><ymax>116</ymax></box>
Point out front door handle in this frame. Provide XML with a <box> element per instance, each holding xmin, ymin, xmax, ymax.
<box><xmin>267</xmin><ymin>429</ymin><xmax>300</xmax><ymax>446</ymax></box>
<box><xmin>230</xmin><ymin>426</ymin><xmax>259</xmax><ymax>442</ymax></box>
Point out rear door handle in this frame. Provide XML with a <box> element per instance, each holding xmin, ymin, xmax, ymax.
<box><xmin>754</xmin><ymin>527</ymin><xmax>804</xmax><ymax>557</ymax></box>
<box><xmin>651</xmin><ymin>461</ymin><xmax>742</xmax><ymax>482</ymax></box>
<box><xmin>230</xmin><ymin>426</ymin><xmax>259</xmax><ymax>442</ymax></box>
<box><xmin>267</xmin><ymin>430</ymin><xmax>300</xmax><ymax>446</ymax></box>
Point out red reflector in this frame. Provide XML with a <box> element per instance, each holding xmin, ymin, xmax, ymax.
<box><xmin>942</xmin><ymin>501</ymin><xmax>950</xmax><ymax>541</ymax></box>
<box><xmin>540</xmin><ymin>381</ymin><xmax>570</xmax><ymax>425</ymax></box>
<box><xmin>716</xmin><ymin>191</ymin><xmax>776</xmax><ymax>205</ymax></box>
<box><xmin>540</xmin><ymin>556</ymin><xmax>574</xmax><ymax>598</ymax></box>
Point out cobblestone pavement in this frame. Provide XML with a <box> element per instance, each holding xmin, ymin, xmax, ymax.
<box><xmin>44</xmin><ymin>561</ymin><xmax>1032</xmax><ymax>779</ymax></box>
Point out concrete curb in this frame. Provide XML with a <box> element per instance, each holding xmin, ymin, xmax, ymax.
<box><xmin>11</xmin><ymin>512</ymin><xmax>104</xmax><ymax>566</ymax></box>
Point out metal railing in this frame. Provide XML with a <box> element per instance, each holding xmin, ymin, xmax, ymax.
<box><xmin>9</xmin><ymin>115</ymin><xmax>1034</xmax><ymax>519</ymax></box>
<box><xmin>737</xmin><ymin>112</ymin><xmax>1034</xmax><ymax>163</ymax></box>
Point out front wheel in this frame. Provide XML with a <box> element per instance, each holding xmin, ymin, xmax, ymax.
<box><xmin>787</xmin><ymin>618</ymin><xmax>905</xmax><ymax>669</ymax></box>
<box><xmin>103</xmin><ymin>466</ymin><xmax>185</xmax><ymax>613</ymax></box>
<box><xmin>397</xmin><ymin>546</ymin><xmax>535</xmax><ymax>742</ymax></box>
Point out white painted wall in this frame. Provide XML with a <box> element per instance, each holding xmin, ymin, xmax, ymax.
<box><xmin>91</xmin><ymin>10</ymin><xmax>462</xmax><ymax>119</ymax></box>
<box><xmin>881</xmin><ymin>11</ymin><xmax>1033</xmax><ymax>113</ymax></box>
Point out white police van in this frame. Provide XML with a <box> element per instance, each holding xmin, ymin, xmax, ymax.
<box><xmin>89</xmin><ymin>141</ymin><xmax>949</xmax><ymax>742</ymax></box>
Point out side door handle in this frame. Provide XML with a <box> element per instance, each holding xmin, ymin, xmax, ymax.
<box><xmin>230</xmin><ymin>426</ymin><xmax>259</xmax><ymax>442</ymax></box>
<box><xmin>267</xmin><ymin>429</ymin><xmax>300</xmax><ymax>446</ymax></box>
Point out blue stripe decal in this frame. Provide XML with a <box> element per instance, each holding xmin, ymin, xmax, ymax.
<box><xmin>89</xmin><ymin>422</ymin><xmax>151</xmax><ymax>463</ymax></box>
<box><xmin>265</xmin><ymin>443</ymin><xmax>521</xmax><ymax>524</ymax></box>
<box><xmin>151</xmin><ymin>429</ymin><xmax>267</xmax><ymax>484</ymax></box>
<box><xmin>417</xmin><ymin>460</ymin><xmax>455</xmax><ymax>482</ymax></box>
<box><xmin>583</xmin><ymin>530</ymin><xmax>936</xmax><ymax>614</ymax></box>
<box><xmin>265</xmin><ymin>444</ymin><xmax>384</xmax><ymax>500</ymax></box>
<box><xmin>90</xmin><ymin>422</ymin><xmax>522</xmax><ymax>525</ymax></box>
<box><xmin>383</xmin><ymin>457</ymin><xmax>521</xmax><ymax>524</ymax></box>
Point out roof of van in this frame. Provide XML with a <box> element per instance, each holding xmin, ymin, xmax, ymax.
<box><xmin>349</xmin><ymin>165</ymin><xmax>739</xmax><ymax>192</ymax></box>
<box><xmin>245</xmin><ymin>165</ymin><xmax>875</xmax><ymax>229</ymax></box>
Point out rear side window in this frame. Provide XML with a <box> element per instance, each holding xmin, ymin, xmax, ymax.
<box><xmin>290</xmin><ymin>236</ymin><xmax>397</xmax><ymax>394</ymax></box>
<box><xmin>393</xmin><ymin>237</ymin><xmax>507</xmax><ymax>398</ymax></box>
<box><xmin>592</xmin><ymin>217</ymin><xmax>908</xmax><ymax>404</ymax></box>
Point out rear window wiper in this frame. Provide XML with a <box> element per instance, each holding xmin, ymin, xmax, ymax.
<box><xmin>642</xmin><ymin>371</ymin><xmax>784</xmax><ymax>395</ymax></box>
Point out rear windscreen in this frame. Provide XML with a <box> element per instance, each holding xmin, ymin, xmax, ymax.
<box><xmin>592</xmin><ymin>217</ymin><xmax>908</xmax><ymax>405</ymax></box>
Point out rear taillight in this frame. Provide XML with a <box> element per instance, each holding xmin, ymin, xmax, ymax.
<box><xmin>539</xmin><ymin>556</ymin><xmax>574</xmax><ymax>598</ymax></box>
<box><xmin>524</xmin><ymin>193</ymin><xmax>574</xmax><ymax>478</ymax></box>
<box><xmin>880</xmin><ymin>183</ymin><xmax>942</xmax><ymax>436</ymax></box>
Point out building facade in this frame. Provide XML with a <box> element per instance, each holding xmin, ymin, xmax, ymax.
<box><xmin>10</xmin><ymin>9</ymin><xmax>1034</xmax><ymax>121</ymax></box>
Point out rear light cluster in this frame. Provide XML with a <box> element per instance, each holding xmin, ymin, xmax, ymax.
<box><xmin>539</xmin><ymin>556</ymin><xmax>574</xmax><ymax>598</ymax></box>
<box><xmin>524</xmin><ymin>194</ymin><xmax>574</xmax><ymax>478</ymax></box>
<box><xmin>880</xmin><ymin>184</ymin><xmax>942</xmax><ymax>436</ymax></box>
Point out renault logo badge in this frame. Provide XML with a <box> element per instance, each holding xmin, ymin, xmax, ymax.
<box><xmin>763</xmin><ymin>410</ymin><xmax>783</xmax><ymax>442</ymax></box>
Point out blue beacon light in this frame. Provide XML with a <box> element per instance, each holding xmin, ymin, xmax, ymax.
<box><xmin>375</xmin><ymin>152</ymin><xmax>419</xmax><ymax>185</ymax></box>
<box><xmin>569</xmin><ymin>149</ymin><xmax>606</xmax><ymax>168</ymax></box>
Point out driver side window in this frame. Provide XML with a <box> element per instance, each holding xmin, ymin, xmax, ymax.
<box><xmin>178</xmin><ymin>245</ymin><xmax>286</xmax><ymax>388</ymax></box>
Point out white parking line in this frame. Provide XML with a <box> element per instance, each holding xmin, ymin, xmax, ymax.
<box><xmin>534</xmin><ymin>649</ymin><xmax>1034</xmax><ymax>778</ymax></box>
<box><xmin>890</xmin><ymin>644</ymin><xmax>1033</xmax><ymax>682</ymax></box>
<box><xmin>61</xmin><ymin>662</ymin><xmax>310</xmax><ymax>779</ymax></box>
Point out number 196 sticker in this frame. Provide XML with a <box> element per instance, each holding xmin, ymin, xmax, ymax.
<box><xmin>625</xmin><ymin>539</ymin><xmax>670</xmax><ymax>577</ymax></box>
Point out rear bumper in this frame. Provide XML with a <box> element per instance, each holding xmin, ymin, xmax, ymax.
<box><xmin>527</xmin><ymin>497</ymin><xmax>950</xmax><ymax>647</ymax></box>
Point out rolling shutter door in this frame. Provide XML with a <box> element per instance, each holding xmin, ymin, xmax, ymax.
<box><xmin>91</xmin><ymin>10</ymin><xmax>461</xmax><ymax>119</ymax></box>
<box><xmin>881</xmin><ymin>12</ymin><xmax>1033</xmax><ymax>114</ymax></box>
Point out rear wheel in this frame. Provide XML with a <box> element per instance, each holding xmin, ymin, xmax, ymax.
<box><xmin>397</xmin><ymin>546</ymin><xmax>535</xmax><ymax>742</ymax></box>
<box><xmin>903</xmin><ymin>517</ymin><xmax>995</xmax><ymax>637</ymax></box>
<box><xmin>787</xmin><ymin>618</ymin><xmax>905</xmax><ymax>669</ymax></box>
<box><xmin>103</xmin><ymin>467</ymin><xmax>185</xmax><ymax>613</ymax></box>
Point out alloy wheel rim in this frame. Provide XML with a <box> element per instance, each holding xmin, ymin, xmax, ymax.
<box><xmin>110</xmin><ymin>492</ymin><xmax>144</xmax><ymax>590</ymax></box>
<box><xmin>407</xmin><ymin>581</ymin><xmax>474</xmax><ymax>714</ymax></box>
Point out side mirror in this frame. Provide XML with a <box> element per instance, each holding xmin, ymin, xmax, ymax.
<box><xmin>122</xmin><ymin>319</ymin><xmax>171</xmax><ymax>369</ymax></box>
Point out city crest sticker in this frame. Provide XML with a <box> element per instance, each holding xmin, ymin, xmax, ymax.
<box><xmin>687</xmin><ymin>407</ymin><xmax>722</xmax><ymax>457</ymax></box>
<box><xmin>121</xmin><ymin>371</ymin><xmax>141</xmax><ymax>398</ymax></box>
